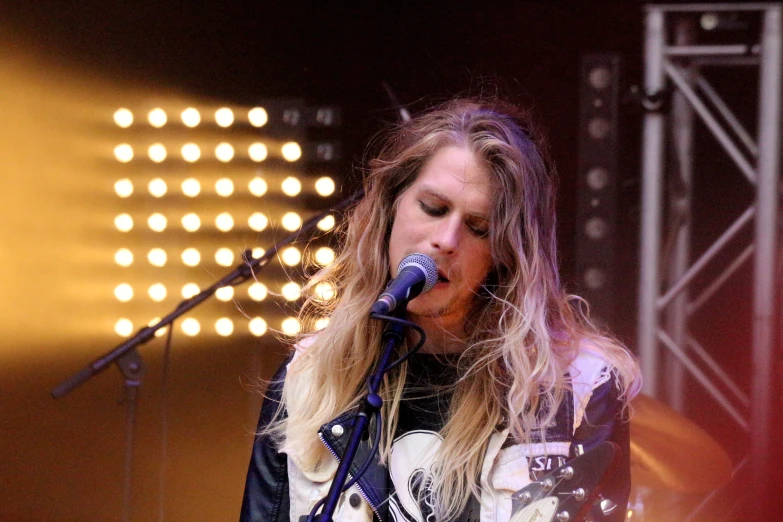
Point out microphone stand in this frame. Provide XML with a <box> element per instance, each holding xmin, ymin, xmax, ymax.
<box><xmin>51</xmin><ymin>189</ymin><xmax>363</xmax><ymax>522</ymax></box>
<box><xmin>310</xmin><ymin>313</ymin><xmax>426</xmax><ymax>522</ymax></box>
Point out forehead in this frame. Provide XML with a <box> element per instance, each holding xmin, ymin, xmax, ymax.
<box><xmin>412</xmin><ymin>146</ymin><xmax>494</xmax><ymax>205</ymax></box>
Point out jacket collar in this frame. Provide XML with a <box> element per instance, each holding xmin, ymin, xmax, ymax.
<box><xmin>320</xmin><ymin>411</ymin><xmax>390</xmax><ymax>521</ymax></box>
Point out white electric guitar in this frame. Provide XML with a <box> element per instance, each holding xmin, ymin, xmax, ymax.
<box><xmin>509</xmin><ymin>442</ymin><xmax>621</xmax><ymax>522</ymax></box>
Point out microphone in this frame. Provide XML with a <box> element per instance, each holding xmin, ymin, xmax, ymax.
<box><xmin>371</xmin><ymin>253</ymin><xmax>438</xmax><ymax>315</ymax></box>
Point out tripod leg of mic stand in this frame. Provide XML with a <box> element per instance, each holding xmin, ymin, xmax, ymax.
<box><xmin>117</xmin><ymin>349</ymin><xmax>145</xmax><ymax>522</ymax></box>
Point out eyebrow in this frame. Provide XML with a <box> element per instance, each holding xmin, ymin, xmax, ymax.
<box><xmin>417</xmin><ymin>185</ymin><xmax>490</xmax><ymax>222</ymax></box>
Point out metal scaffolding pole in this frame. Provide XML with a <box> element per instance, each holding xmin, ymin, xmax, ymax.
<box><xmin>751</xmin><ymin>4</ymin><xmax>781</xmax><ymax>511</ymax></box>
<box><xmin>664</xmin><ymin>17</ymin><xmax>696</xmax><ymax>412</ymax></box>
<box><xmin>638</xmin><ymin>2</ymin><xmax>781</xmax><ymax>517</ymax></box>
<box><xmin>639</xmin><ymin>7</ymin><xmax>666</xmax><ymax>398</ymax></box>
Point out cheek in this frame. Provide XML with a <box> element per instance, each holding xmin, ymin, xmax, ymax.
<box><xmin>387</xmin><ymin>196</ymin><xmax>417</xmax><ymax>264</ymax></box>
<box><xmin>464</xmin><ymin>244</ymin><xmax>493</xmax><ymax>286</ymax></box>
<box><xmin>387</xmin><ymin>211</ymin><xmax>410</xmax><ymax>275</ymax></box>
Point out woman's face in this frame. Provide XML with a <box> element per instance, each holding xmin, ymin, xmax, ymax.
<box><xmin>388</xmin><ymin>145</ymin><xmax>494</xmax><ymax>335</ymax></box>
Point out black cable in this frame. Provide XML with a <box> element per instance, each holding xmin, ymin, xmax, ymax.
<box><xmin>370</xmin><ymin>313</ymin><xmax>426</xmax><ymax>372</ymax></box>
<box><xmin>158</xmin><ymin>320</ymin><xmax>174</xmax><ymax>522</ymax></box>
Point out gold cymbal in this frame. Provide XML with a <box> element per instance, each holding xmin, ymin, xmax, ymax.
<box><xmin>630</xmin><ymin>394</ymin><xmax>733</xmax><ymax>493</ymax></box>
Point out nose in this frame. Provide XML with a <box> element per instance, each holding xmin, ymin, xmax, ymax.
<box><xmin>431</xmin><ymin>215</ymin><xmax>460</xmax><ymax>255</ymax></box>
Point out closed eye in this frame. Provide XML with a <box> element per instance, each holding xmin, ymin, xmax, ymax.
<box><xmin>418</xmin><ymin>200</ymin><xmax>446</xmax><ymax>217</ymax></box>
<box><xmin>420</xmin><ymin>201</ymin><xmax>489</xmax><ymax>237</ymax></box>
<box><xmin>469</xmin><ymin>224</ymin><xmax>489</xmax><ymax>238</ymax></box>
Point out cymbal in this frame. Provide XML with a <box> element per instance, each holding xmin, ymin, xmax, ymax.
<box><xmin>629</xmin><ymin>394</ymin><xmax>733</xmax><ymax>493</ymax></box>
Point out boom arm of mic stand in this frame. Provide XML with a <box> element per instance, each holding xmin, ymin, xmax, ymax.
<box><xmin>51</xmin><ymin>188</ymin><xmax>364</xmax><ymax>399</ymax></box>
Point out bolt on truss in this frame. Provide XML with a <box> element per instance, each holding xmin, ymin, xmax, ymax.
<box><xmin>638</xmin><ymin>2</ymin><xmax>780</xmax><ymax>516</ymax></box>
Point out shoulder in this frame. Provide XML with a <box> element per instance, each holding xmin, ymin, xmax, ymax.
<box><xmin>289</xmin><ymin>334</ymin><xmax>318</xmax><ymax>362</ymax></box>
<box><xmin>282</xmin><ymin>334</ymin><xmax>318</xmax><ymax>376</ymax></box>
<box><xmin>568</xmin><ymin>340</ymin><xmax>614</xmax><ymax>390</ymax></box>
<box><xmin>567</xmin><ymin>339</ymin><xmax>619</xmax><ymax>429</ymax></box>
<box><xmin>281</xmin><ymin>334</ymin><xmax>321</xmax><ymax>416</ymax></box>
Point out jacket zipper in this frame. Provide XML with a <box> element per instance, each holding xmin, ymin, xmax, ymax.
<box><xmin>318</xmin><ymin>431</ymin><xmax>382</xmax><ymax>521</ymax></box>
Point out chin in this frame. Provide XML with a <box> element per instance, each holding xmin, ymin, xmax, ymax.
<box><xmin>406</xmin><ymin>297</ymin><xmax>456</xmax><ymax>319</ymax></box>
<box><xmin>406</xmin><ymin>300</ymin><xmax>443</xmax><ymax>318</ymax></box>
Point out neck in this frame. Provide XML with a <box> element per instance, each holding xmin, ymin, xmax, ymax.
<box><xmin>407</xmin><ymin>313</ymin><xmax>467</xmax><ymax>354</ymax></box>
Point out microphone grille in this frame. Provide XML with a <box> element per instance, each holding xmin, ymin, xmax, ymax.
<box><xmin>397</xmin><ymin>253</ymin><xmax>438</xmax><ymax>293</ymax></box>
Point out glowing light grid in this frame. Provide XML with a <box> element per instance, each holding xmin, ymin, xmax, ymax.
<box><xmin>110</xmin><ymin>101</ymin><xmax>338</xmax><ymax>338</ymax></box>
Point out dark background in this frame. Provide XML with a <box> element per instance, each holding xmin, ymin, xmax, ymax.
<box><xmin>0</xmin><ymin>2</ymin><xmax>767</xmax><ymax>521</ymax></box>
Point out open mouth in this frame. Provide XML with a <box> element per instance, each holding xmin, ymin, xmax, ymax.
<box><xmin>437</xmin><ymin>271</ymin><xmax>449</xmax><ymax>283</ymax></box>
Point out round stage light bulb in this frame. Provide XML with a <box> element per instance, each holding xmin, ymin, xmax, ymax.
<box><xmin>249</xmin><ymin>317</ymin><xmax>267</xmax><ymax>336</ymax></box>
<box><xmin>249</xmin><ymin>176</ymin><xmax>268</xmax><ymax>196</ymax></box>
<box><xmin>317</xmin><ymin>215</ymin><xmax>335</xmax><ymax>231</ymax></box>
<box><xmin>181</xmin><ymin>248</ymin><xmax>201</xmax><ymax>267</ymax></box>
<box><xmin>114</xmin><ymin>108</ymin><xmax>133</xmax><ymax>128</ymax></box>
<box><xmin>114</xmin><ymin>179</ymin><xmax>133</xmax><ymax>198</ymax></box>
<box><xmin>148</xmin><ymin>143</ymin><xmax>167</xmax><ymax>163</ymax></box>
<box><xmin>181</xmin><ymin>213</ymin><xmax>201</xmax><ymax>232</ymax></box>
<box><xmin>586</xmin><ymin>167</ymin><xmax>610</xmax><ymax>191</ymax></box>
<box><xmin>147</xmin><ymin>248</ymin><xmax>167</xmax><ymax>267</ymax></box>
<box><xmin>315</xmin><ymin>177</ymin><xmax>335</xmax><ymax>197</ymax></box>
<box><xmin>114</xmin><ymin>144</ymin><xmax>133</xmax><ymax>163</ymax></box>
<box><xmin>148</xmin><ymin>283</ymin><xmax>167</xmax><ymax>302</ymax></box>
<box><xmin>147</xmin><ymin>213</ymin><xmax>167</xmax><ymax>232</ymax></box>
<box><xmin>148</xmin><ymin>108</ymin><xmax>167</xmax><ymax>128</ymax></box>
<box><xmin>248</xmin><ymin>282</ymin><xmax>268</xmax><ymax>301</ymax></box>
<box><xmin>181</xmin><ymin>143</ymin><xmax>201</xmax><ymax>162</ymax></box>
<box><xmin>588</xmin><ymin>67</ymin><xmax>612</xmax><ymax>90</ymax></box>
<box><xmin>247</xmin><ymin>143</ymin><xmax>267</xmax><ymax>163</ymax></box>
<box><xmin>114</xmin><ymin>283</ymin><xmax>133</xmax><ymax>302</ymax></box>
<box><xmin>182</xmin><ymin>283</ymin><xmax>200</xmax><ymax>299</ymax></box>
<box><xmin>215</xmin><ymin>286</ymin><xmax>234</xmax><ymax>301</ymax></box>
<box><xmin>215</xmin><ymin>247</ymin><xmax>234</xmax><ymax>266</ymax></box>
<box><xmin>281</xmin><ymin>318</ymin><xmax>301</xmax><ymax>336</ymax></box>
<box><xmin>181</xmin><ymin>107</ymin><xmax>201</xmax><ymax>127</ymax></box>
<box><xmin>314</xmin><ymin>247</ymin><xmax>335</xmax><ymax>266</ymax></box>
<box><xmin>114</xmin><ymin>214</ymin><xmax>134</xmax><ymax>232</ymax></box>
<box><xmin>215</xmin><ymin>212</ymin><xmax>234</xmax><ymax>232</ymax></box>
<box><xmin>115</xmin><ymin>318</ymin><xmax>134</xmax><ymax>337</ymax></box>
<box><xmin>585</xmin><ymin>217</ymin><xmax>608</xmax><ymax>240</ymax></box>
<box><xmin>248</xmin><ymin>212</ymin><xmax>268</xmax><ymax>232</ymax></box>
<box><xmin>115</xmin><ymin>248</ymin><xmax>133</xmax><ymax>267</ymax></box>
<box><xmin>251</xmin><ymin>247</ymin><xmax>265</xmax><ymax>259</ymax></box>
<box><xmin>215</xmin><ymin>177</ymin><xmax>234</xmax><ymax>197</ymax></box>
<box><xmin>314</xmin><ymin>282</ymin><xmax>336</xmax><ymax>302</ymax></box>
<box><xmin>281</xmin><ymin>142</ymin><xmax>302</xmax><ymax>162</ymax></box>
<box><xmin>148</xmin><ymin>178</ymin><xmax>167</xmax><ymax>197</ymax></box>
<box><xmin>181</xmin><ymin>178</ymin><xmax>201</xmax><ymax>197</ymax></box>
<box><xmin>281</xmin><ymin>247</ymin><xmax>301</xmax><ymax>266</ymax></box>
<box><xmin>281</xmin><ymin>212</ymin><xmax>302</xmax><ymax>231</ymax></box>
<box><xmin>700</xmin><ymin>12</ymin><xmax>719</xmax><ymax>31</ymax></box>
<box><xmin>148</xmin><ymin>317</ymin><xmax>168</xmax><ymax>337</ymax></box>
<box><xmin>181</xmin><ymin>318</ymin><xmax>200</xmax><ymax>336</ymax></box>
<box><xmin>215</xmin><ymin>107</ymin><xmax>234</xmax><ymax>127</ymax></box>
<box><xmin>215</xmin><ymin>317</ymin><xmax>234</xmax><ymax>336</ymax></box>
<box><xmin>215</xmin><ymin>142</ymin><xmax>235</xmax><ymax>162</ymax></box>
<box><xmin>584</xmin><ymin>267</ymin><xmax>607</xmax><ymax>290</ymax></box>
<box><xmin>314</xmin><ymin>318</ymin><xmax>329</xmax><ymax>331</ymax></box>
<box><xmin>588</xmin><ymin>117</ymin><xmax>610</xmax><ymax>140</ymax></box>
<box><xmin>281</xmin><ymin>282</ymin><xmax>302</xmax><ymax>301</ymax></box>
<box><xmin>248</xmin><ymin>107</ymin><xmax>268</xmax><ymax>128</ymax></box>
<box><xmin>281</xmin><ymin>176</ymin><xmax>302</xmax><ymax>197</ymax></box>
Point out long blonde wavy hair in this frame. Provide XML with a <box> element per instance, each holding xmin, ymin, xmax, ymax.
<box><xmin>268</xmin><ymin>98</ymin><xmax>640</xmax><ymax>520</ymax></box>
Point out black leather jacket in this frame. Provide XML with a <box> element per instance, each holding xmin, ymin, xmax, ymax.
<box><xmin>240</xmin><ymin>359</ymin><xmax>630</xmax><ymax>522</ymax></box>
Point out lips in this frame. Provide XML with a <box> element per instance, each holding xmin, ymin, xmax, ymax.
<box><xmin>437</xmin><ymin>269</ymin><xmax>450</xmax><ymax>283</ymax></box>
